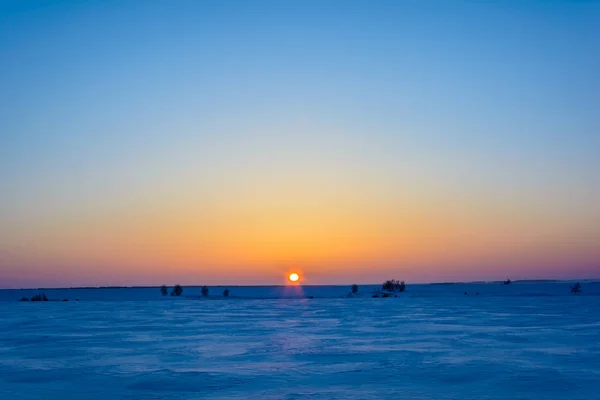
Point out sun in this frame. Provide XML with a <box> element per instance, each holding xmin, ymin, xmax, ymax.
<box><xmin>288</xmin><ymin>273</ymin><xmax>300</xmax><ymax>282</ymax></box>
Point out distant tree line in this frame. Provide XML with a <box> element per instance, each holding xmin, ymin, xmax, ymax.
<box><xmin>159</xmin><ymin>285</ymin><xmax>231</xmax><ymax>297</ymax></box>
<box><xmin>19</xmin><ymin>293</ymin><xmax>48</xmax><ymax>302</ymax></box>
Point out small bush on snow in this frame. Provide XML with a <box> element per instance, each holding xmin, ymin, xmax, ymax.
<box><xmin>30</xmin><ymin>294</ymin><xmax>48</xmax><ymax>302</ymax></box>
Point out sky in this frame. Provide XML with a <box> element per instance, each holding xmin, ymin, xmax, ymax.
<box><xmin>1</xmin><ymin>0</ymin><xmax>599</xmax><ymax>288</ymax></box>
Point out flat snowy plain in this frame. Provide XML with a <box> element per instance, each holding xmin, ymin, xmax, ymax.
<box><xmin>1</xmin><ymin>282</ymin><xmax>599</xmax><ymax>399</ymax></box>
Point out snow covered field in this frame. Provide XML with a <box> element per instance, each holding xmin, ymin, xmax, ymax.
<box><xmin>1</xmin><ymin>283</ymin><xmax>599</xmax><ymax>399</ymax></box>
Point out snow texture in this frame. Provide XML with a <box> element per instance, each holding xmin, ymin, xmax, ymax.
<box><xmin>0</xmin><ymin>282</ymin><xmax>599</xmax><ymax>399</ymax></box>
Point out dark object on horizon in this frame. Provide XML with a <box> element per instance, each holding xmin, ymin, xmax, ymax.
<box><xmin>201</xmin><ymin>286</ymin><xmax>209</xmax><ymax>297</ymax></box>
<box><xmin>19</xmin><ymin>297</ymin><xmax>29</xmax><ymax>302</ymax></box>
<box><xmin>382</xmin><ymin>293</ymin><xmax>390</xmax><ymax>298</ymax></box>
<box><xmin>571</xmin><ymin>282</ymin><xmax>582</xmax><ymax>295</ymax></box>
<box><xmin>464</xmin><ymin>292</ymin><xmax>467</xmax><ymax>295</ymax></box>
<box><xmin>223</xmin><ymin>289</ymin><xmax>230</xmax><ymax>297</ymax></box>
<box><xmin>160</xmin><ymin>285</ymin><xmax>168</xmax><ymax>296</ymax></box>
<box><xmin>307</xmin><ymin>296</ymin><xmax>314</xmax><ymax>299</ymax></box>
<box><xmin>372</xmin><ymin>294</ymin><xmax>379</xmax><ymax>298</ymax></box>
<box><xmin>382</xmin><ymin>279</ymin><xmax>406</xmax><ymax>293</ymax></box>
<box><xmin>171</xmin><ymin>284</ymin><xmax>183</xmax><ymax>297</ymax></box>
<box><xmin>351</xmin><ymin>284</ymin><xmax>358</xmax><ymax>294</ymax></box>
<box><xmin>63</xmin><ymin>299</ymin><xmax>69</xmax><ymax>302</ymax></box>
<box><xmin>476</xmin><ymin>292</ymin><xmax>479</xmax><ymax>296</ymax></box>
<box><xmin>503</xmin><ymin>279</ymin><xmax>512</xmax><ymax>285</ymax></box>
<box><xmin>31</xmin><ymin>294</ymin><xmax>48</xmax><ymax>302</ymax></box>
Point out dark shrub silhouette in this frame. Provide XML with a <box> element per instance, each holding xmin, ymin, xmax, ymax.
<box><xmin>160</xmin><ymin>285</ymin><xmax>168</xmax><ymax>296</ymax></box>
<box><xmin>351</xmin><ymin>284</ymin><xmax>358</xmax><ymax>294</ymax></box>
<box><xmin>223</xmin><ymin>289</ymin><xmax>230</xmax><ymax>297</ymax></box>
<box><xmin>31</xmin><ymin>294</ymin><xmax>48</xmax><ymax>302</ymax></box>
<box><xmin>201</xmin><ymin>286</ymin><xmax>209</xmax><ymax>297</ymax></box>
<box><xmin>503</xmin><ymin>279</ymin><xmax>512</xmax><ymax>285</ymax></box>
<box><xmin>382</xmin><ymin>279</ymin><xmax>406</xmax><ymax>292</ymax></box>
<box><xmin>571</xmin><ymin>282</ymin><xmax>582</xmax><ymax>295</ymax></box>
<box><xmin>171</xmin><ymin>284</ymin><xmax>183</xmax><ymax>296</ymax></box>
<box><xmin>19</xmin><ymin>297</ymin><xmax>29</xmax><ymax>302</ymax></box>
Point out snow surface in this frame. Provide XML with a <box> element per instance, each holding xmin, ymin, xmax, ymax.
<box><xmin>1</xmin><ymin>283</ymin><xmax>599</xmax><ymax>399</ymax></box>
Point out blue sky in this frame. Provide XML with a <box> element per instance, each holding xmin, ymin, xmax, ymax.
<box><xmin>1</xmin><ymin>0</ymin><xmax>599</xmax><ymax>287</ymax></box>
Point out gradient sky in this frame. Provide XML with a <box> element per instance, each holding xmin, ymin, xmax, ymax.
<box><xmin>1</xmin><ymin>0</ymin><xmax>599</xmax><ymax>288</ymax></box>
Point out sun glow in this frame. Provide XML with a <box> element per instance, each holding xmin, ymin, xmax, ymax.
<box><xmin>288</xmin><ymin>273</ymin><xmax>300</xmax><ymax>282</ymax></box>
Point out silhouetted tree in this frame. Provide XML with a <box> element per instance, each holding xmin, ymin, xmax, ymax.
<box><xmin>171</xmin><ymin>284</ymin><xmax>183</xmax><ymax>296</ymax></box>
<box><xmin>351</xmin><ymin>284</ymin><xmax>358</xmax><ymax>294</ymax></box>
<box><xmin>571</xmin><ymin>282</ymin><xmax>582</xmax><ymax>295</ymax></box>
<box><xmin>202</xmin><ymin>286</ymin><xmax>209</xmax><ymax>296</ymax></box>
<box><xmin>382</xmin><ymin>279</ymin><xmax>406</xmax><ymax>293</ymax></box>
<box><xmin>382</xmin><ymin>280</ymin><xmax>394</xmax><ymax>292</ymax></box>
<box><xmin>503</xmin><ymin>279</ymin><xmax>512</xmax><ymax>285</ymax></box>
<box><xmin>19</xmin><ymin>297</ymin><xmax>29</xmax><ymax>302</ymax></box>
<box><xmin>223</xmin><ymin>289</ymin><xmax>230</xmax><ymax>297</ymax></box>
<box><xmin>160</xmin><ymin>285</ymin><xmax>168</xmax><ymax>296</ymax></box>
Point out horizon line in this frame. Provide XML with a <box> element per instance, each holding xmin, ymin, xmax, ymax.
<box><xmin>3</xmin><ymin>278</ymin><xmax>600</xmax><ymax>291</ymax></box>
